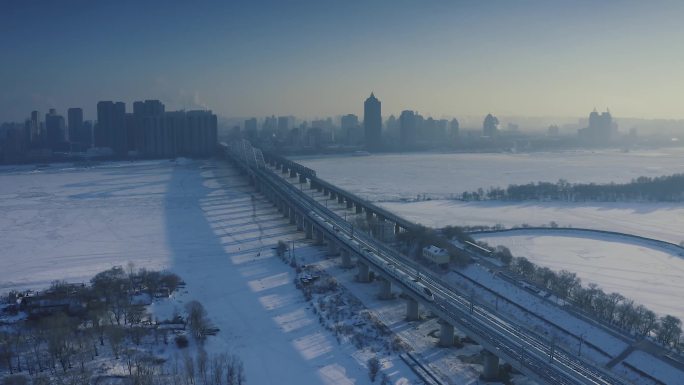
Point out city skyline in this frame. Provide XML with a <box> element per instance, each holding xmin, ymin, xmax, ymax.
<box><xmin>3</xmin><ymin>1</ymin><xmax>684</xmax><ymax>122</ymax></box>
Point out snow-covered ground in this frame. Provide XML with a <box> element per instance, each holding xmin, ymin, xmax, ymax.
<box><xmin>473</xmin><ymin>230</ymin><xmax>684</xmax><ymax>321</ymax></box>
<box><xmin>0</xmin><ymin>159</ymin><xmax>422</xmax><ymax>384</ymax></box>
<box><xmin>295</xmin><ymin>147</ymin><xmax>684</xmax><ymax>201</ymax></box>
<box><xmin>378</xmin><ymin>200</ymin><xmax>684</xmax><ymax>245</ymax></box>
<box><xmin>0</xmin><ymin>160</ymin><xmax>181</xmax><ymax>292</ymax></box>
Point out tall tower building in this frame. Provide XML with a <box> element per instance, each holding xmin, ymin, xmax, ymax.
<box><xmin>399</xmin><ymin>110</ymin><xmax>417</xmax><ymax>149</ymax></box>
<box><xmin>244</xmin><ymin>118</ymin><xmax>258</xmax><ymax>143</ymax></box>
<box><xmin>45</xmin><ymin>108</ymin><xmax>65</xmax><ymax>150</ymax></box>
<box><xmin>29</xmin><ymin>110</ymin><xmax>40</xmax><ymax>143</ymax></box>
<box><xmin>67</xmin><ymin>108</ymin><xmax>83</xmax><ymax>143</ymax></box>
<box><xmin>96</xmin><ymin>101</ymin><xmax>126</xmax><ymax>155</ymax></box>
<box><xmin>363</xmin><ymin>93</ymin><xmax>382</xmax><ymax>150</ymax></box>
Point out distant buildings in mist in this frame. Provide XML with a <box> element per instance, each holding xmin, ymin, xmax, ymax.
<box><xmin>229</xmin><ymin>93</ymin><xmax>464</xmax><ymax>152</ymax></box>
<box><xmin>224</xmin><ymin>93</ymin><xmax>653</xmax><ymax>154</ymax></box>
<box><xmin>3</xmin><ymin>92</ymin><xmax>676</xmax><ymax>163</ymax></box>
<box><xmin>0</xmin><ymin>100</ymin><xmax>217</xmax><ymax>163</ymax></box>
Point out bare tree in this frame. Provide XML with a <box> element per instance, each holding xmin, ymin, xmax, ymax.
<box><xmin>185</xmin><ymin>301</ymin><xmax>212</xmax><ymax>342</ymax></box>
<box><xmin>368</xmin><ymin>356</ymin><xmax>380</xmax><ymax>382</ymax></box>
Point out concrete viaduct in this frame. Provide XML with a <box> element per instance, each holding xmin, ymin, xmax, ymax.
<box><xmin>221</xmin><ymin>141</ymin><xmax>627</xmax><ymax>385</ymax></box>
<box><xmin>262</xmin><ymin>152</ymin><xmax>415</xmax><ymax>240</ymax></box>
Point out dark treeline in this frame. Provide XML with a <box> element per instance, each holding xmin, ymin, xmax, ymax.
<box><xmin>460</xmin><ymin>174</ymin><xmax>684</xmax><ymax>202</ymax></box>
<box><xmin>0</xmin><ymin>267</ymin><xmax>245</xmax><ymax>385</ymax></box>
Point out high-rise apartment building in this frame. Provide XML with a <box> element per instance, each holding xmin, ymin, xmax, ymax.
<box><xmin>363</xmin><ymin>93</ymin><xmax>382</xmax><ymax>150</ymax></box>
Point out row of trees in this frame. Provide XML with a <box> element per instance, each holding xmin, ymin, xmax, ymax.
<box><xmin>459</xmin><ymin>174</ymin><xmax>684</xmax><ymax>202</ymax></box>
<box><xmin>497</xmin><ymin>252</ymin><xmax>682</xmax><ymax>349</ymax></box>
<box><xmin>0</xmin><ymin>348</ymin><xmax>245</xmax><ymax>385</ymax></box>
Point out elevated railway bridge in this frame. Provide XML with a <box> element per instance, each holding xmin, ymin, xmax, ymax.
<box><xmin>220</xmin><ymin>141</ymin><xmax>629</xmax><ymax>385</ymax></box>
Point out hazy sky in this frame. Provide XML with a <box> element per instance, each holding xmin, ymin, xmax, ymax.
<box><xmin>2</xmin><ymin>0</ymin><xmax>684</xmax><ymax>122</ymax></box>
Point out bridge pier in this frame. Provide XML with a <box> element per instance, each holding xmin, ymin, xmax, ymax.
<box><xmin>357</xmin><ymin>261</ymin><xmax>370</xmax><ymax>283</ymax></box>
<box><xmin>378</xmin><ymin>278</ymin><xmax>392</xmax><ymax>300</ymax></box>
<box><xmin>355</xmin><ymin>202</ymin><xmax>363</xmax><ymax>214</ymax></box>
<box><xmin>438</xmin><ymin>320</ymin><xmax>455</xmax><ymax>347</ymax></box>
<box><xmin>296</xmin><ymin>213</ymin><xmax>303</xmax><ymax>231</ymax></box>
<box><xmin>299</xmin><ymin>175</ymin><xmax>307</xmax><ymax>184</ymax></box>
<box><xmin>337</xmin><ymin>194</ymin><xmax>344</xmax><ymax>204</ymax></box>
<box><xmin>327</xmin><ymin>239</ymin><xmax>339</xmax><ymax>256</ymax></box>
<box><xmin>481</xmin><ymin>350</ymin><xmax>500</xmax><ymax>380</ymax></box>
<box><xmin>282</xmin><ymin>166</ymin><xmax>288</xmax><ymax>175</ymax></box>
<box><xmin>406</xmin><ymin>297</ymin><xmax>420</xmax><ymax>321</ymax></box>
<box><xmin>304</xmin><ymin>220</ymin><xmax>313</xmax><ymax>239</ymax></box>
<box><xmin>340</xmin><ymin>248</ymin><xmax>353</xmax><ymax>268</ymax></box>
<box><xmin>394</xmin><ymin>223</ymin><xmax>401</xmax><ymax>235</ymax></box>
<box><xmin>365</xmin><ymin>209</ymin><xmax>374</xmax><ymax>222</ymax></box>
<box><xmin>288</xmin><ymin>207</ymin><xmax>296</xmax><ymax>225</ymax></box>
<box><xmin>330</xmin><ymin>191</ymin><xmax>337</xmax><ymax>201</ymax></box>
<box><xmin>375</xmin><ymin>216</ymin><xmax>387</xmax><ymax>241</ymax></box>
<box><xmin>314</xmin><ymin>228</ymin><xmax>324</xmax><ymax>245</ymax></box>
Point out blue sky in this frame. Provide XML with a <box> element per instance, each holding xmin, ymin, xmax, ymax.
<box><xmin>2</xmin><ymin>0</ymin><xmax>684</xmax><ymax>121</ymax></box>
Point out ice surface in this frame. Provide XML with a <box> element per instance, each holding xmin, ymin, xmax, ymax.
<box><xmin>295</xmin><ymin>147</ymin><xmax>684</xmax><ymax>201</ymax></box>
<box><xmin>378</xmin><ymin>200</ymin><xmax>684</xmax><ymax>244</ymax></box>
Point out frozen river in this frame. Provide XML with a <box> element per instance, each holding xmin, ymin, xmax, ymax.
<box><xmin>295</xmin><ymin>147</ymin><xmax>684</xmax><ymax>201</ymax></box>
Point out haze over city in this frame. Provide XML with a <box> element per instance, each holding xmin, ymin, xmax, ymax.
<box><xmin>3</xmin><ymin>0</ymin><xmax>684</xmax><ymax>121</ymax></box>
<box><xmin>2</xmin><ymin>2</ymin><xmax>684</xmax><ymax>385</ymax></box>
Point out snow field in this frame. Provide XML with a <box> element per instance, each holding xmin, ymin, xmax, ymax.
<box><xmin>295</xmin><ymin>147</ymin><xmax>684</xmax><ymax>202</ymax></box>
<box><xmin>378</xmin><ymin>200</ymin><xmax>684</xmax><ymax>245</ymax></box>
<box><xmin>473</xmin><ymin>230</ymin><xmax>684</xmax><ymax>321</ymax></box>
<box><xmin>0</xmin><ymin>160</ymin><xmax>421</xmax><ymax>384</ymax></box>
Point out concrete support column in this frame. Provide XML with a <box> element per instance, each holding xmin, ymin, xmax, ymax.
<box><xmin>316</xmin><ymin>184</ymin><xmax>323</xmax><ymax>193</ymax></box>
<box><xmin>289</xmin><ymin>207</ymin><xmax>296</xmax><ymax>224</ymax></box>
<box><xmin>314</xmin><ymin>228</ymin><xmax>324</xmax><ymax>245</ymax></box>
<box><xmin>394</xmin><ymin>223</ymin><xmax>401</xmax><ymax>235</ymax></box>
<box><xmin>299</xmin><ymin>175</ymin><xmax>307</xmax><ymax>183</ymax></box>
<box><xmin>346</xmin><ymin>199</ymin><xmax>353</xmax><ymax>209</ymax></box>
<box><xmin>438</xmin><ymin>320</ymin><xmax>455</xmax><ymax>347</ymax></box>
<box><xmin>355</xmin><ymin>203</ymin><xmax>363</xmax><ymax>214</ymax></box>
<box><xmin>337</xmin><ymin>195</ymin><xmax>344</xmax><ymax>204</ymax></box>
<box><xmin>406</xmin><ymin>297</ymin><xmax>420</xmax><ymax>321</ymax></box>
<box><xmin>296</xmin><ymin>213</ymin><xmax>303</xmax><ymax>231</ymax></box>
<box><xmin>323</xmin><ymin>187</ymin><xmax>329</xmax><ymax>196</ymax></box>
<box><xmin>327</xmin><ymin>239</ymin><xmax>339</xmax><ymax>256</ymax></box>
<box><xmin>357</xmin><ymin>261</ymin><xmax>370</xmax><ymax>283</ymax></box>
<box><xmin>376</xmin><ymin>216</ymin><xmax>386</xmax><ymax>241</ymax></box>
<box><xmin>290</xmin><ymin>170</ymin><xmax>297</xmax><ymax>178</ymax></box>
<box><xmin>366</xmin><ymin>209</ymin><xmax>374</xmax><ymax>222</ymax></box>
<box><xmin>481</xmin><ymin>350</ymin><xmax>500</xmax><ymax>380</ymax></box>
<box><xmin>282</xmin><ymin>166</ymin><xmax>288</xmax><ymax>174</ymax></box>
<box><xmin>330</xmin><ymin>191</ymin><xmax>337</xmax><ymax>200</ymax></box>
<box><xmin>378</xmin><ymin>278</ymin><xmax>392</xmax><ymax>300</ymax></box>
<box><xmin>304</xmin><ymin>220</ymin><xmax>313</xmax><ymax>239</ymax></box>
<box><xmin>340</xmin><ymin>248</ymin><xmax>353</xmax><ymax>268</ymax></box>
